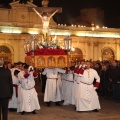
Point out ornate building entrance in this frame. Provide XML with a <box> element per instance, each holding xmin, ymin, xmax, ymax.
<box><xmin>102</xmin><ymin>48</ymin><xmax>114</xmax><ymax>61</ymax></box>
<box><xmin>0</xmin><ymin>46</ymin><xmax>12</xmax><ymax>63</ymax></box>
<box><xmin>71</xmin><ymin>48</ymin><xmax>83</xmax><ymax>65</ymax></box>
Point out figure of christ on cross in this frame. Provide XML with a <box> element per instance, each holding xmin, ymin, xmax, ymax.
<box><xmin>33</xmin><ymin>8</ymin><xmax>58</xmax><ymax>33</ymax></box>
<box><xmin>28</xmin><ymin>0</ymin><xmax>62</xmax><ymax>42</ymax></box>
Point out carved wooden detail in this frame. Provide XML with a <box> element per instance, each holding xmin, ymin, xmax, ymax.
<box><xmin>25</xmin><ymin>55</ymin><xmax>68</xmax><ymax>68</ymax></box>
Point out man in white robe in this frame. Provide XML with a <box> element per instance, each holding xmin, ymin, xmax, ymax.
<box><xmin>63</xmin><ymin>69</ymin><xmax>74</xmax><ymax>105</ymax></box>
<box><xmin>8</xmin><ymin>70</ymin><xmax>20</xmax><ymax>111</ymax></box>
<box><xmin>72</xmin><ymin>64</ymin><xmax>79</xmax><ymax>105</ymax></box>
<box><xmin>42</xmin><ymin>68</ymin><xmax>66</xmax><ymax>107</ymax></box>
<box><xmin>57</xmin><ymin>73</ymin><xmax>62</xmax><ymax>99</ymax></box>
<box><xmin>72</xmin><ymin>60</ymin><xmax>85</xmax><ymax>106</ymax></box>
<box><xmin>11</xmin><ymin>63</ymin><xmax>20</xmax><ymax>80</ymax></box>
<box><xmin>76</xmin><ymin>61</ymin><xmax>101</xmax><ymax>112</ymax></box>
<box><xmin>61</xmin><ymin>73</ymin><xmax>67</xmax><ymax>101</ymax></box>
<box><xmin>17</xmin><ymin>64</ymin><xmax>40</xmax><ymax>114</ymax></box>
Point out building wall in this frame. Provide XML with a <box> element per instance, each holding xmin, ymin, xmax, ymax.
<box><xmin>0</xmin><ymin>1</ymin><xmax>120</xmax><ymax>63</ymax></box>
<box><xmin>0</xmin><ymin>33</ymin><xmax>120</xmax><ymax>63</ymax></box>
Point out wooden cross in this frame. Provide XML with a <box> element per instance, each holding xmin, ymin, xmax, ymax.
<box><xmin>28</xmin><ymin>0</ymin><xmax>62</xmax><ymax>14</ymax></box>
<box><xmin>28</xmin><ymin>0</ymin><xmax>62</xmax><ymax>41</ymax></box>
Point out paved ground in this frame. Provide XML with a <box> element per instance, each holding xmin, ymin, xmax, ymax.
<box><xmin>8</xmin><ymin>80</ymin><xmax>120</xmax><ymax>120</ymax></box>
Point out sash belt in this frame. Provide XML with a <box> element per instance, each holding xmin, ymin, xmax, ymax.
<box><xmin>47</xmin><ymin>78</ymin><xmax>58</xmax><ymax>80</ymax></box>
<box><xmin>63</xmin><ymin>79</ymin><xmax>74</xmax><ymax>83</ymax></box>
<box><xmin>80</xmin><ymin>81</ymin><xmax>92</xmax><ymax>85</ymax></box>
<box><xmin>21</xmin><ymin>86</ymin><xmax>34</xmax><ymax>90</ymax></box>
<box><xmin>13</xmin><ymin>84</ymin><xmax>18</xmax><ymax>97</ymax></box>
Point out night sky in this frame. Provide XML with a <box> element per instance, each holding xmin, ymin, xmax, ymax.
<box><xmin>1</xmin><ymin>0</ymin><xmax>120</xmax><ymax>28</ymax></box>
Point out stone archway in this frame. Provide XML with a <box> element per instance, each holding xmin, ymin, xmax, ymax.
<box><xmin>102</xmin><ymin>48</ymin><xmax>114</xmax><ymax>61</ymax></box>
<box><xmin>71</xmin><ymin>47</ymin><xmax>83</xmax><ymax>65</ymax></box>
<box><xmin>0</xmin><ymin>45</ymin><xmax>12</xmax><ymax>63</ymax></box>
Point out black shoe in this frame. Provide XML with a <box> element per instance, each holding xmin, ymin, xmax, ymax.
<box><xmin>9</xmin><ymin>108</ymin><xmax>17</xmax><ymax>112</ymax></box>
<box><xmin>47</xmin><ymin>102</ymin><xmax>51</xmax><ymax>107</ymax></box>
<box><xmin>55</xmin><ymin>102</ymin><xmax>61</xmax><ymax>106</ymax></box>
<box><xmin>21</xmin><ymin>111</ymin><xmax>25</xmax><ymax>115</ymax></box>
<box><xmin>92</xmin><ymin>109</ymin><xmax>99</xmax><ymax>112</ymax></box>
<box><xmin>32</xmin><ymin>110</ymin><xmax>36</xmax><ymax>114</ymax></box>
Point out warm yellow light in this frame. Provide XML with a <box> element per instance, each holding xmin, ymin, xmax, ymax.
<box><xmin>92</xmin><ymin>27</ymin><xmax>95</xmax><ymax>31</ymax></box>
<box><xmin>71</xmin><ymin>47</ymin><xmax>75</xmax><ymax>51</ymax></box>
<box><xmin>28</xmin><ymin>31</ymin><xmax>39</xmax><ymax>34</ymax></box>
<box><xmin>76</xmin><ymin>31</ymin><xmax>120</xmax><ymax>38</ymax></box>
<box><xmin>96</xmin><ymin>25</ymin><xmax>99</xmax><ymax>29</ymax></box>
<box><xmin>51</xmin><ymin>31</ymin><xmax>71</xmax><ymax>36</ymax></box>
<box><xmin>1</xmin><ymin>28</ymin><xmax>21</xmax><ymax>33</ymax></box>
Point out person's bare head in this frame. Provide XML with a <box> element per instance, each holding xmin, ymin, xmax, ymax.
<box><xmin>7</xmin><ymin>62</ymin><xmax>11</xmax><ymax>69</ymax></box>
<box><xmin>86</xmin><ymin>61</ymin><xmax>91</xmax><ymax>69</ymax></box>
<box><xmin>81</xmin><ymin>60</ymin><xmax>85</xmax><ymax>65</ymax></box>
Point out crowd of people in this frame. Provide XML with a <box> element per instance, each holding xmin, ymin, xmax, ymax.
<box><xmin>0</xmin><ymin>60</ymin><xmax>40</xmax><ymax>120</ymax></box>
<box><xmin>0</xmin><ymin>59</ymin><xmax>120</xmax><ymax>120</ymax></box>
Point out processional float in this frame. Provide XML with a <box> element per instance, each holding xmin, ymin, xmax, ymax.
<box><xmin>24</xmin><ymin>0</ymin><xmax>72</xmax><ymax>68</ymax></box>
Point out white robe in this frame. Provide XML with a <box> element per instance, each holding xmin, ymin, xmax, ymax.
<box><xmin>17</xmin><ymin>71</ymin><xmax>40</xmax><ymax>112</ymax></box>
<box><xmin>76</xmin><ymin>68</ymin><xmax>101</xmax><ymax>111</ymax></box>
<box><xmin>8</xmin><ymin>76</ymin><xmax>19</xmax><ymax>109</ymax></box>
<box><xmin>72</xmin><ymin>72</ymin><xmax>78</xmax><ymax>105</ymax></box>
<box><xmin>57</xmin><ymin>73</ymin><xmax>62</xmax><ymax>99</ymax></box>
<box><xmin>61</xmin><ymin>73</ymin><xmax>67</xmax><ymax>101</ymax></box>
<box><xmin>42</xmin><ymin>68</ymin><xmax>66</xmax><ymax>102</ymax></box>
<box><xmin>63</xmin><ymin>70</ymin><xmax>74</xmax><ymax>105</ymax></box>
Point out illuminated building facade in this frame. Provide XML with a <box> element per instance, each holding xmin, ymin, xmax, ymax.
<box><xmin>0</xmin><ymin>1</ymin><xmax>120</xmax><ymax>63</ymax></box>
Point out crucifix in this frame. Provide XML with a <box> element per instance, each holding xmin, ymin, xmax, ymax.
<box><xmin>28</xmin><ymin>0</ymin><xmax>62</xmax><ymax>42</ymax></box>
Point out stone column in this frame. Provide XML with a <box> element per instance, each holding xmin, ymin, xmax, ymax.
<box><xmin>116</xmin><ymin>39</ymin><xmax>120</xmax><ymax>60</ymax></box>
<box><xmin>93</xmin><ymin>41</ymin><xmax>99</xmax><ymax>61</ymax></box>
<box><xmin>90</xmin><ymin>40</ymin><xmax>94</xmax><ymax>61</ymax></box>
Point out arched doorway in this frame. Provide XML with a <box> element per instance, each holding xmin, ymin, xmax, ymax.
<box><xmin>102</xmin><ymin>48</ymin><xmax>114</xmax><ymax>61</ymax></box>
<box><xmin>71</xmin><ymin>48</ymin><xmax>83</xmax><ymax>66</ymax></box>
<box><xmin>0</xmin><ymin>45</ymin><xmax>12</xmax><ymax>63</ymax></box>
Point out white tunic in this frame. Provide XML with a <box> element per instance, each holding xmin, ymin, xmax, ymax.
<box><xmin>42</xmin><ymin>68</ymin><xmax>66</xmax><ymax>102</ymax></box>
<box><xmin>57</xmin><ymin>73</ymin><xmax>62</xmax><ymax>99</ymax></box>
<box><xmin>76</xmin><ymin>68</ymin><xmax>101</xmax><ymax>111</ymax></box>
<box><xmin>72</xmin><ymin>72</ymin><xmax>78</xmax><ymax>105</ymax></box>
<box><xmin>63</xmin><ymin>70</ymin><xmax>74</xmax><ymax>105</ymax></box>
<box><xmin>61</xmin><ymin>73</ymin><xmax>67</xmax><ymax>101</ymax></box>
<box><xmin>8</xmin><ymin>76</ymin><xmax>19</xmax><ymax>109</ymax></box>
<box><xmin>17</xmin><ymin>71</ymin><xmax>40</xmax><ymax>112</ymax></box>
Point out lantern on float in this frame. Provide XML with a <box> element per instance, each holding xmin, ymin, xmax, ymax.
<box><xmin>64</xmin><ymin>36</ymin><xmax>72</xmax><ymax>51</ymax></box>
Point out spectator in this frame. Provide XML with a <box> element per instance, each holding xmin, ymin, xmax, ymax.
<box><xmin>0</xmin><ymin>59</ymin><xmax>13</xmax><ymax>120</ymax></box>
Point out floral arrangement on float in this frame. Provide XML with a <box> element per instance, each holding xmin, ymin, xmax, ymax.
<box><xmin>27</xmin><ymin>48</ymin><xmax>67</xmax><ymax>56</ymax></box>
<box><xmin>24</xmin><ymin>35</ymin><xmax>72</xmax><ymax>68</ymax></box>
